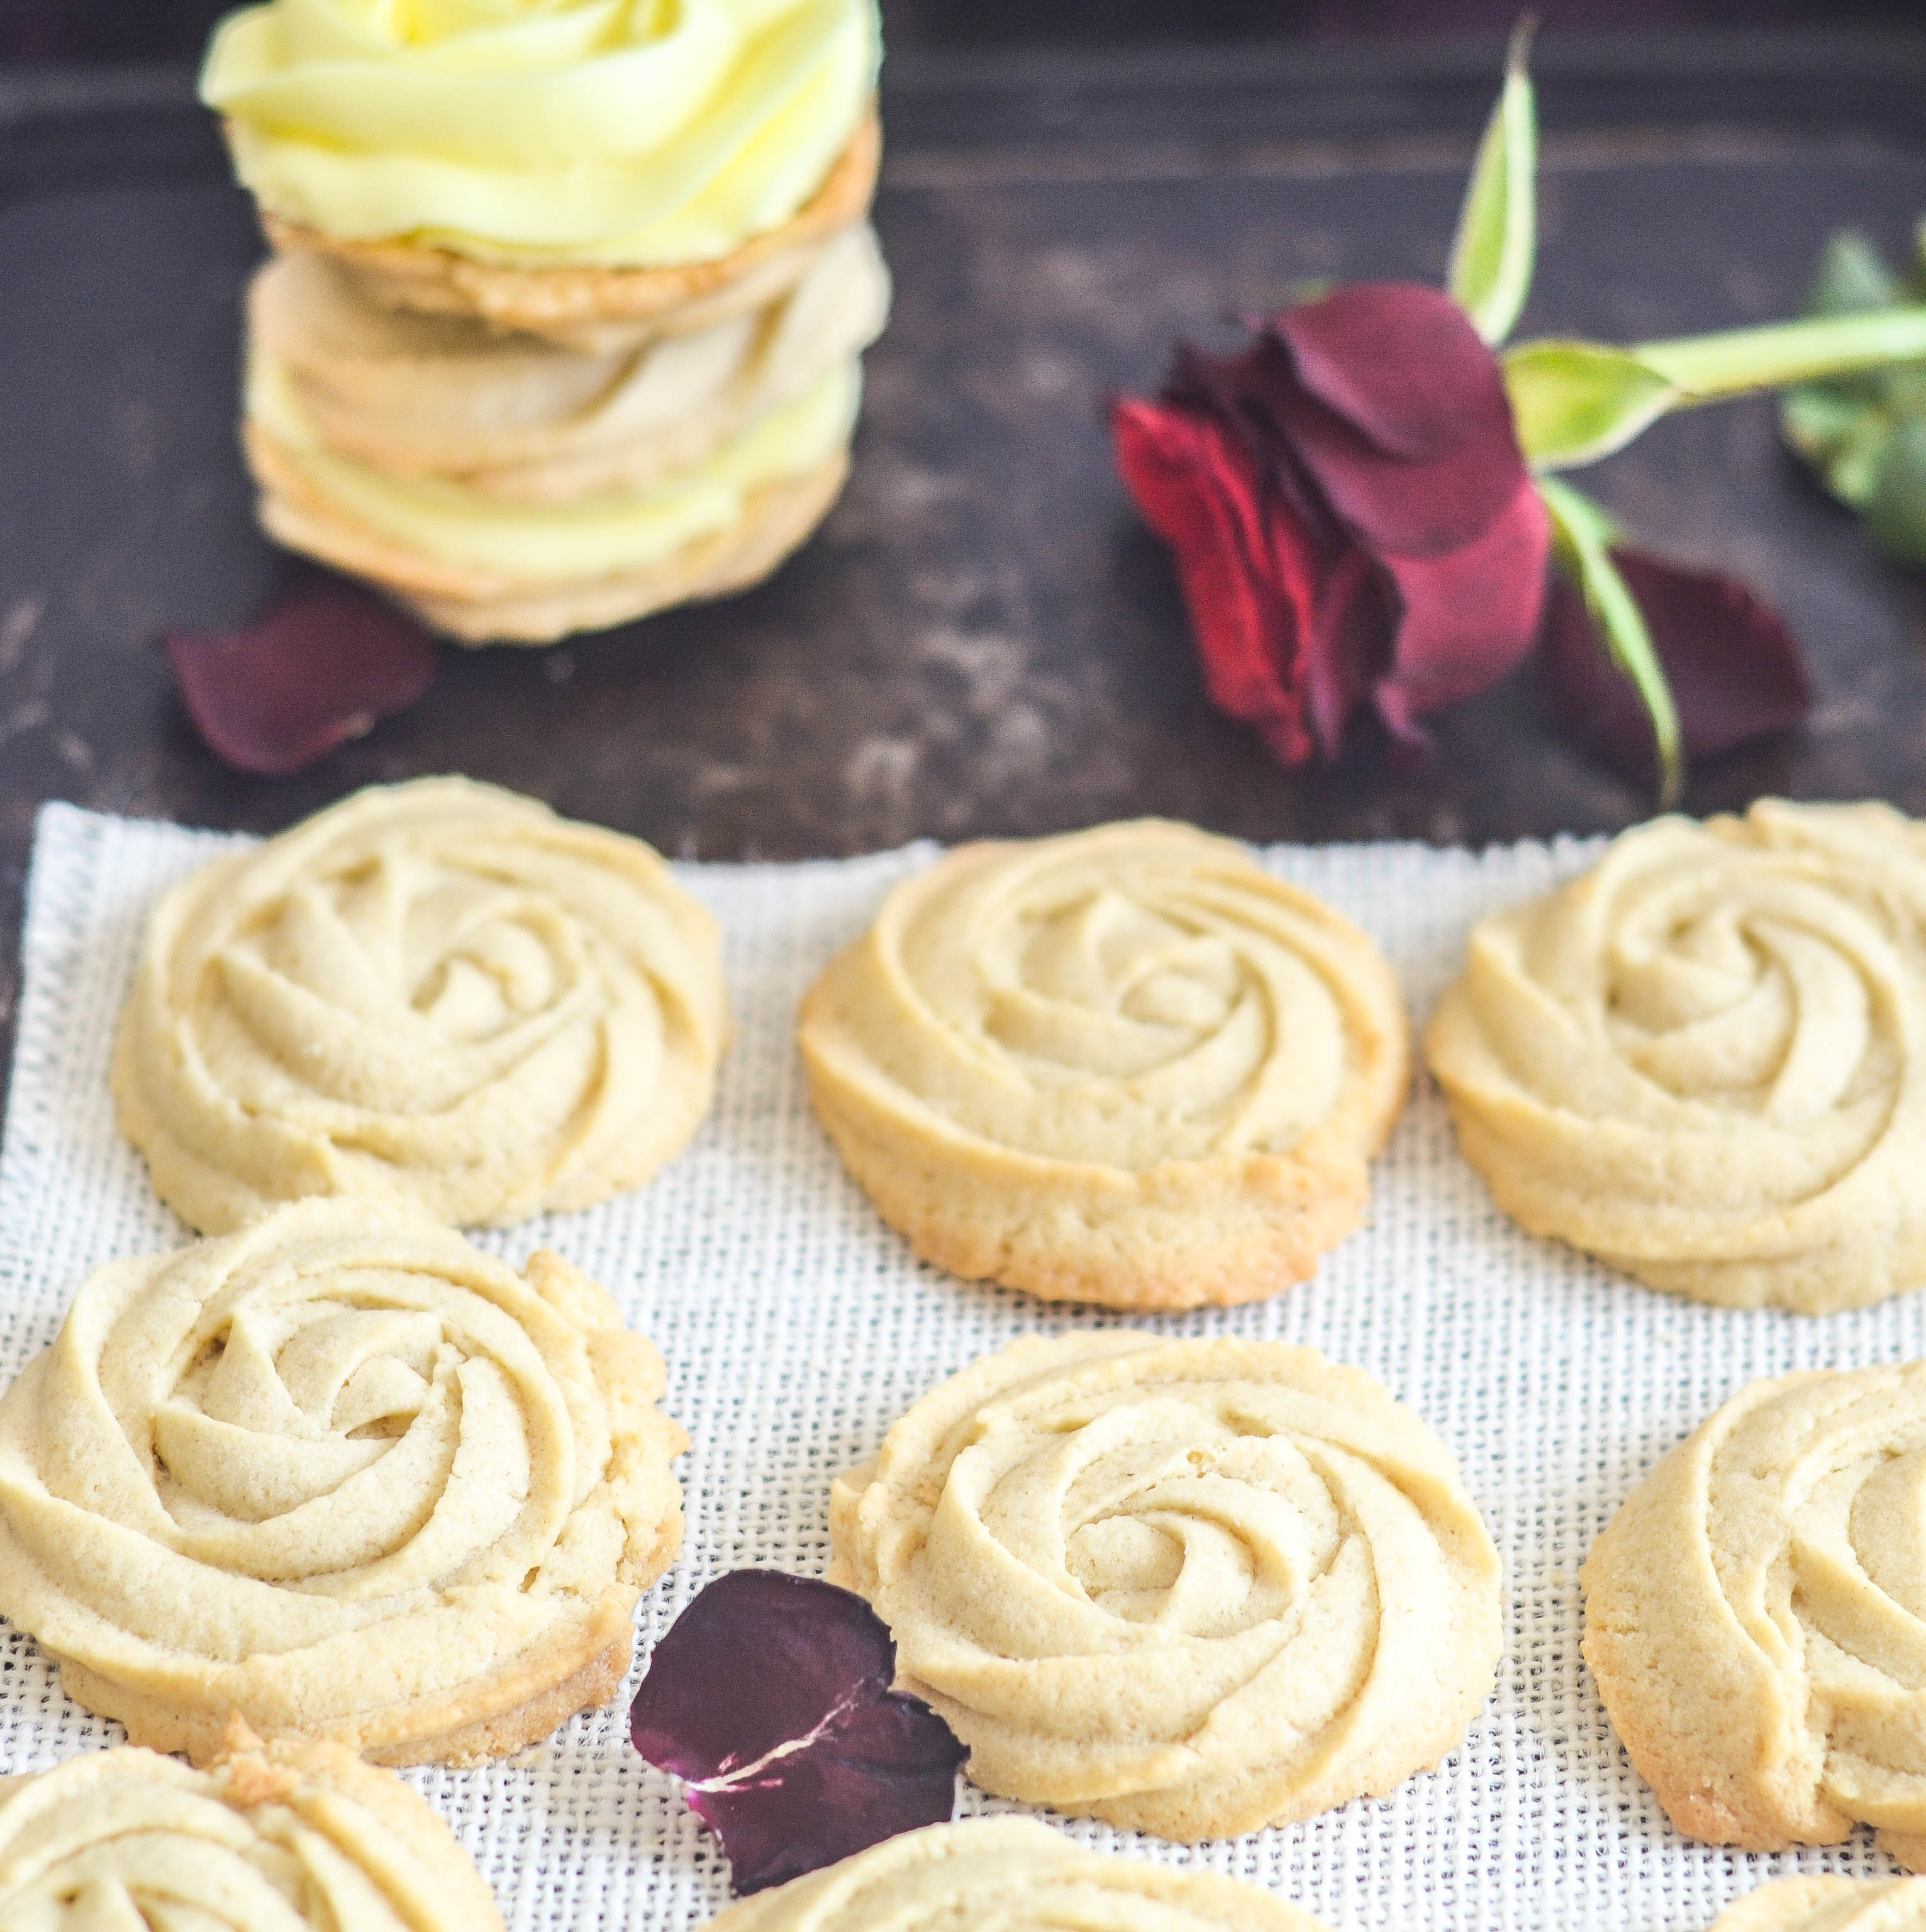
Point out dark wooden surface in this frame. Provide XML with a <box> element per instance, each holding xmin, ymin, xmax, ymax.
<box><xmin>6</xmin><ymin>33</ymin><xmax>1926</xmax><ymax>1095</ymax></box>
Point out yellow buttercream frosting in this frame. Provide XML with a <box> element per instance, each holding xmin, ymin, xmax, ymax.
<box><xmin>201</xmin><ymin>0</ymin><xmax>880</xmax><ymax>266</ymax></box>
<box><xmin>249</xmin><ymin>340</ymin><xmax>859</xmax><ymax>582</ymax></box>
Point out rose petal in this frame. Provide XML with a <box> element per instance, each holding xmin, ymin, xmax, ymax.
<box><xmin>682</xmin><ymin>1682</ymin><xmax>969</xmax><ymax>1895</ymax></box>
<box><xmin>1113</xmin><ymin>397</ymin><xmax>1317</xmax><ymax>765</ymax></box>
<box><xmin>1274</xmin><ymin>282</ymin><xmax>1515</xmax><ymax>464</ymax></box>
<box><xmin>1536</xmin><ymin>548</ymin><xmax>1812</xmax><ymax>780</ymax></box>
<box><xmin>1268</xmin><ymin>289</ymin><xmax>1532</xmax><ymax>559</ymax></box>
<box><xmin>165</xmin><ymin>577</ymin><xmax>438</xmax><ymax>776</ymax></box>
<box><xmin>630</xmin><ymin>1570</ymin><xmax>966</xmax><ymax>1895</ymax></box>
<box><xmin>1303</xmin><ymin>546</ymin><xmax>1389</xmax><ymax>761</ymax></box>
<box><xmin>1372</xmin><ymin>474</ymin><xmax>1552</xmax><ymax>741</ymax></box>
<box><xmin>1176</xmin><ymin>287</ymin><xmax>1530</xmax><ymax>560</ymax></box>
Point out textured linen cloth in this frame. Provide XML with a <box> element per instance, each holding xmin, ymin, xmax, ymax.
<box><xmin>0</xmin><ymin>802</ymin><xmax>1915</xmax><ymax>1932</ymax></box>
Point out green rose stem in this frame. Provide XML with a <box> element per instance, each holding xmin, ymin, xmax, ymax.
<box><xmin>1634</xmin><ymin>308</ymin><xmax>1926</xmax><ymax>400</ymax></box>
<box><xmin>1449</xmin><ymin>35</ymin><xmax>1926</xmax><ymax>803</ymax></box>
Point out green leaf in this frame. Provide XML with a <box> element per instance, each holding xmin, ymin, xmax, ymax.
<box><xmin>1504</xmin><ymin>340</ymin><xmax>1680</xmax><ymax>470</ymax></box>
<box><xmin>1537</xmin><ymin>476</ymin><xmax>1684</xmax><ymax>809</ymax></box>
<box><xmin>1866</xmin><ymin>414</ymin><xmax>1926</xmax><ymax>565</ymax></box>
<box><xmin>1780</xmin><ymin>386</ymin><xmax>1891</xmax><ymax>508</ymax></box>
<box><xmin>1447</xmin><ymin>19</ymin><xmax>1537</xmax><ymax>347</ymax></box>
<box><xmin>1805</xmin><ymin>230</ymin><xmax>1904</xmax><ymax>319</ymax></box>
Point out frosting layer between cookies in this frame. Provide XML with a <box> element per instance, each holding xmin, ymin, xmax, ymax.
<box><xmin>113</xmin><ymin>777</ymin><xmax>725</xmax><ymax>1233</ymax></box>
<box><xmin>201</xmin><ymin>0</ymin><xmax>880</xmax><ymax>267</ymax></box>
<box><xmin>0</xmin><ymin>1726</ymin><xmax>506</xmax><ymax>1930</ymax></box>
<box><xmin>250</xmin><ymin>223</ymin><xmax>889</xmax><ymax>504</ymax></box>
<box><xmin>830</xmin><ymin>1333</ymin><xmax>1501</xmax><ymax>1841</ymax></box>
<box><xmin>1583</xmin><ymin>1361</ymin><xmax>1926</xmax><ymax>1867</ymax></box>
<box><xmin>710</xmin><ymin>1819</ymin><xmax>1335</xmax><ymax>1932</ymax></box>
<box><xmin>1426</xmin><ymin>798</ymin><xmax>1926</xmax><ymax>1312</ymax></box>
<box><xmin>799</xmin><ymin>819</ymin><xmax>1409</xmax><ymax>1308</ymax></box>
<box><xmin>0</xmin><ymin>1201</ymin><xmax>686</xmax><ymax>1765</ymax></box>
<box><xmin>248</xmin><ymin>338</ymin><xmax>861</xmax><ymax>586</ymax></box>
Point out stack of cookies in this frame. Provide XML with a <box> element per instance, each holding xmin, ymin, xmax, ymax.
<box><xmin>201</xmin><ymin>0</ymin><xmax>888</xmax><ymax>643</ymax></box>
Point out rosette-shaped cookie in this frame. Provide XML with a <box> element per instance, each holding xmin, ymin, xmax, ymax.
<box><xmin>0</xmin><ymin>1721</ymin><xmax>504</xmax><ymax>1931</ymax></box>
<box><xmin>830</xmin><ymin>1333</ymin><xmax>1501</xmax><ymax>1840</ymax></box>
<box><xmin>710</xmin><ymin>1819</ymin><xmax>1333</xmax><ymax>1932</ymax></box>
<box><xmin>113</xmin><ymin>776</ymin><xmax>726</xmax><ymax>1233</ymax></box>
<box><xmin>1583</xmin><ymin>1362</ymin><xmax>1926</xmax><ymax>1866</ymax></box>
<box><xmin>798</xmin><ymin>820</ymin><xmax>1408</xmax><ymax>1309</ymax></box>
<box><xmin>1426</xmin><ymin>799</ymin><xmax>1926</xmax><ymax>1313</ymax></box>
<box><xmin>1706</xmin><ymin>1877</ymin><xmax>1926</xmax><ymax>1931</ymax></box>
<box><xmin>0</xmin><ymin>1199</ymin><xmax>686</xmax><ymax>1765</ymax></box>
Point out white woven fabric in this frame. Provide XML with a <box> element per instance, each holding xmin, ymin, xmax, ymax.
<box><xmin>0</xmin><ymin>801</ymin><xmax>1913</xmax><ymax>1932</ymax></box>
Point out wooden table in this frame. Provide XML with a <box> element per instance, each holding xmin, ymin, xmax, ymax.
<box><xmin>4</xmin><ymin>31</ymin><xmax>1926</xmax><ymax>1097</ymax></box>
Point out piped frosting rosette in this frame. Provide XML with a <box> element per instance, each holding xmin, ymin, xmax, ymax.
<box><xmin>113</xmin><ymin>777</ymin><xmax>726</xmax><ymax>1234</ymax></box>
<box><xmin>0</xmin><ymin>1723</ymin><xmax>506</xmax><ymax>1930</ymax></box>
<box><xmin>710</xmin><ymin>1819</ymin><xmax>1335</xmax><ymax>1932</ymax></box>
<box><xmin>1582</xmin><ymin>1362</ymin><xmax>1926</xmax><ymax>1867</ymax></box>
<box><xmin>0</xmin><ymin>1199</ymin><xmax>686</xmax><ymax>1765</ymax></box>
<box><xmin>1705</xmin><ymin>1878</ymin><xmax>1926</xmax><ymax>1931</ymax></box>
<box><xmin>201</xmin><ymin>0</ymin><xmax>880</xmax><ymax>276</ymax></box>
<box><xmin>1425</xmin><ymin>799</ymin><xmax>1926</xmax><ymax>1312</ymax></box>
<box><xmin>830</xmin><ymin>1333</ymin><xmax>1501</xmax><ymax>1841</ymax></box>
<box><xmin>799</xmin><ymin>819</ymin><xmax>1409</xmax><ymax>1309</ymax></box>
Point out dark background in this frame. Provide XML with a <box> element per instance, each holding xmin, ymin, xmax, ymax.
<box><xmin>3</xmin><ymin>0</ymin><xmax>1923</xmax><ymax>60</ymax></box>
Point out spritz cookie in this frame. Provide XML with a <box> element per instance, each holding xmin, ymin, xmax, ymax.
<box><xmin>1705</xmin><ymin>1877</ymin><xmax>1926</xmax><ymax>1931</ymax></box>
<box><xmin>710</xmin><ymin>1818</ymin><xmax>1335</xmax><ymax>1932</ymax></box>
<box><xmin>1426</xmin><ymin>799</ymin><xmax>1926</xmax><ymax>1313</ymax></box>
<box><xmin>114</xmin><ymin>775</ymin><xmax>726</xmax><ymax>1233</ymax></box>
<box><xmin>798</xmin><ymin>819</ymin><xmax>1409</xmax><ymax>1309</ymax></box>
<box><xmin>0</xmin><ymin>1199</ymin><xmax>686</xmax><ymax>1766</ymax></box>
<box><xmin>830</xmin><ymin>1333</ymin><xmax>1501</xmax><ymax>1840</ymax></box>
<box><xmin>0</xmin><ymin>1721</ymin><xmax>505</xmax><ymax>1930</ymax></box>
<box><xmin>1583</xmin><ymin>1362</ymin><xmax>1926</xmax><ymax>1866</ymax></box>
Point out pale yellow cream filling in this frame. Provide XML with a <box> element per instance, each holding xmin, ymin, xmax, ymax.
<box><xmin>201</xmin><ymin>0</ymin><xmax>879</xmax><ymax>265</ymax></box>
<box><xmin>250</xmin><ymin>345</ymin><xmax>860</xmax><ymax>582</ymax></box>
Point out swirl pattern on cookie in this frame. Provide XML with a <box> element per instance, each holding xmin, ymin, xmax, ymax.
<box><xmin>710</xmin><ymin>1819</ymin><xmax>1333</xmax><ymax>1932</ymax></box>
<box><xmin>0</xmin><ymin>1199</ymin><xmax>686</xmax><ymax>1765</ymax></box>
<box><xmin>799</xmin><ymin>819</ymin><xmax>1408</xmax><ymax>1309</ymax></box>
<box><xmin>1425</xmin><ymin>799</ymin><xmax>1926</xmax><ymax>1312</ymax></box>
<box><xmin>1706</xmin><ymin>1877</ymin><xmax>1926</xmax><ymax>1932</ymax></box>
<box><xmin>1582</xmin><ymin>1362</ymin><xmax>1926</xmax><ymax>1866</ymax></box>
<box><xmin>0</xmin><ymin>1722</ymin><xmax>504</xmax><ymax>1930</ymax></box>
<box><xmin>830</xmin><ymin>1333</ymin><xmax>1501</xmax><ymax>1840</ymax></box>
<box><xmin>114</xmin><ymin>776</ymin><xmax>726</xmax><ymax>1233</ymax></box>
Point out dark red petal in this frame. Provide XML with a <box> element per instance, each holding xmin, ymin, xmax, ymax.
<box><xmin>1537</xmin><ymin>550</ymin><xmax>1812</xmax><ymax>780</ymax></box>
<box><xmin>1178</xmin><ymin>287</ymin><xmax>1529</xmax><ymax>559</ymax></box>
<box><xmin>686</xmin><ymin>1688</ymin><xmax>967</xmax><ymax>1895</ymax></box>
<box><xmin>1113</xmin><ymin>397</ymin><xmax>1317</xmax><ymax>765</ymax></box>
<box><xmin>630</xmin><ymin>1571</ymin><xmax>965</xmax><ymax>1895</ymax></box>
<box><xmin>165</xmin><ymin>577</ymin><xmax>438</xmax><ymax>775</ymax></box>
<box><xmin>631</xmin><ymin>1571</ymin><xmax>894</xmax><ymax>1780</ymax></box>
<box><xmin>1372</xmin><ymin>475</ymin><xmax>1552</xmax><ymax>741</ymax></box>
<box><xmin>1274</xmin><ymin>282</ymin><xmax>1513</xmax><ymax>464</ymax></box>
<box><xmin>1303</xmin><ymin>547</ymin><xmax>1389</xmax><ymax>762</ymax></box>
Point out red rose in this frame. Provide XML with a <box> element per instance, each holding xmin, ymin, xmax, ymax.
<box><xmin>1115</xmin><ymin>281</ymin><xmax>1551</xmax><ymax>763</ymax></box>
